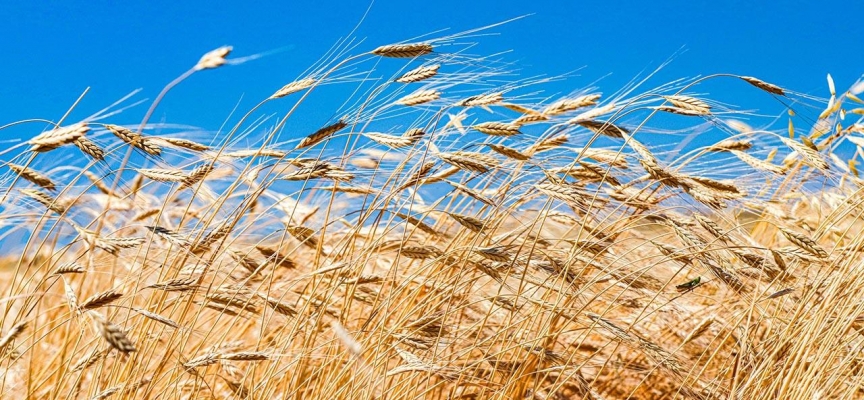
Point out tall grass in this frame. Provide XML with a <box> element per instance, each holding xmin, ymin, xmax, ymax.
<box><xmin>1</xmin><ymin>21</ymin><xmax>863</xmax><ymax>400</ymax></box>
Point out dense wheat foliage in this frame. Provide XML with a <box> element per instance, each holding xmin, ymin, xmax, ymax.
<box><xmin>3</xmin><ymin>22</ymin><xmax>864</xmax><ymax>400</ymax></box>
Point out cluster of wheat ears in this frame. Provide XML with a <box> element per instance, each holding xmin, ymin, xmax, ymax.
<box><xmin>1</xmin><ymin>21</ymin><xmax>864</xmax><ymax>400</ymax></box>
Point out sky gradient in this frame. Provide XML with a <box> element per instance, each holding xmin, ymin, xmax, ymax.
<box><xmin>1</xmin><ymin>1</ymin><xmax>862</xmax><ymax>138</ymax></box>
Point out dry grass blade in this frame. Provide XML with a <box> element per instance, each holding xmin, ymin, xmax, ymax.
<box><xmin>5</xmin><ymin>25</ymin><xmax>864</xmax><ymax>400</ymax></box>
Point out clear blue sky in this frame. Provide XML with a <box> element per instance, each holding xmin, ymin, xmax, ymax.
<box><xmin>1</xmin><ymin>1</ymin><xmax>862</xmax><ymax>138</ymax></box>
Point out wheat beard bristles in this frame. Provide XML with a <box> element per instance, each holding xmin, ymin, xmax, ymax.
<box><xmin>5</xmin><ymin>22</ymin><xmax>864</xmax><ymax>400</ymax></box>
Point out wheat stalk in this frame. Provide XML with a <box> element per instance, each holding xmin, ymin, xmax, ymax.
<box><xmin>195</xmin><ymin>46</ymin><xmax>232</xmax><ymax>70</ymax></box>
<box><xmin>396</xmin><ymin>64</ymin><xmax>440</xmax><ymax>83</ymax></box>
<box><xmin>472</xmin><ymin>121</ymin><xmax>521</xmax><ymax>136</ymax></box>
<box><xmin>160</xmin><ymin>137</ymin><xmax>211</xmax><ymax>151</ymax></box>
<box><xmin>91</xmin><ymin>313</ymin><xmax>136</xmax><ymax>353</ymax></box>
<box><xmin>271</xmin><ymin>78</ymin><xmax>317</xmax><ymax>99</ymax></box>
<box><xmin>7</xmin><ymin>163</ymin><xmax>56</xmax><ymax>191</ymax></box>
<box><xmin>396</xmin><ymin>89</ymin><xmax>440</xmax><ymax>106</ymax></box>
<box><xmin>29</xmin><ymin>122</ymin><xmax>89</xmax><ymax>152</ymax></box>
<box><xmin>741</xmin><ymin>76</ymin><xmax>785</xmax><ymax>96</ymax></box>
<box><xmin>371</xmin><ymin>42</ymin><xmax>433</xmax><ymax>58</ymax></box>
<box><xmin>297</xmin><ymin>120</ymin><xmax>347</xmax><ymax>149</ymax></box>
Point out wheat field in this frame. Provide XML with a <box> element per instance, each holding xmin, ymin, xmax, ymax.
<box><xmin>1</xmin><ymin>22</ymin><xmax>864</xmax><ymax>400</ymax></box>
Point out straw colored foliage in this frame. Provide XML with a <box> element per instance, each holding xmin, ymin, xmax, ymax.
<box><xmin>0</xmin><ymin>19</ymin><xmax>862</xmax><ymax>400</ymax></box>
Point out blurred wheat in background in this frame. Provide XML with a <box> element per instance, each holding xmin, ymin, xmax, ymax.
<box><xmin>1</xmin><ymin>17</ymin><xmax>864</xmax><ymax>400</ymax></box>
